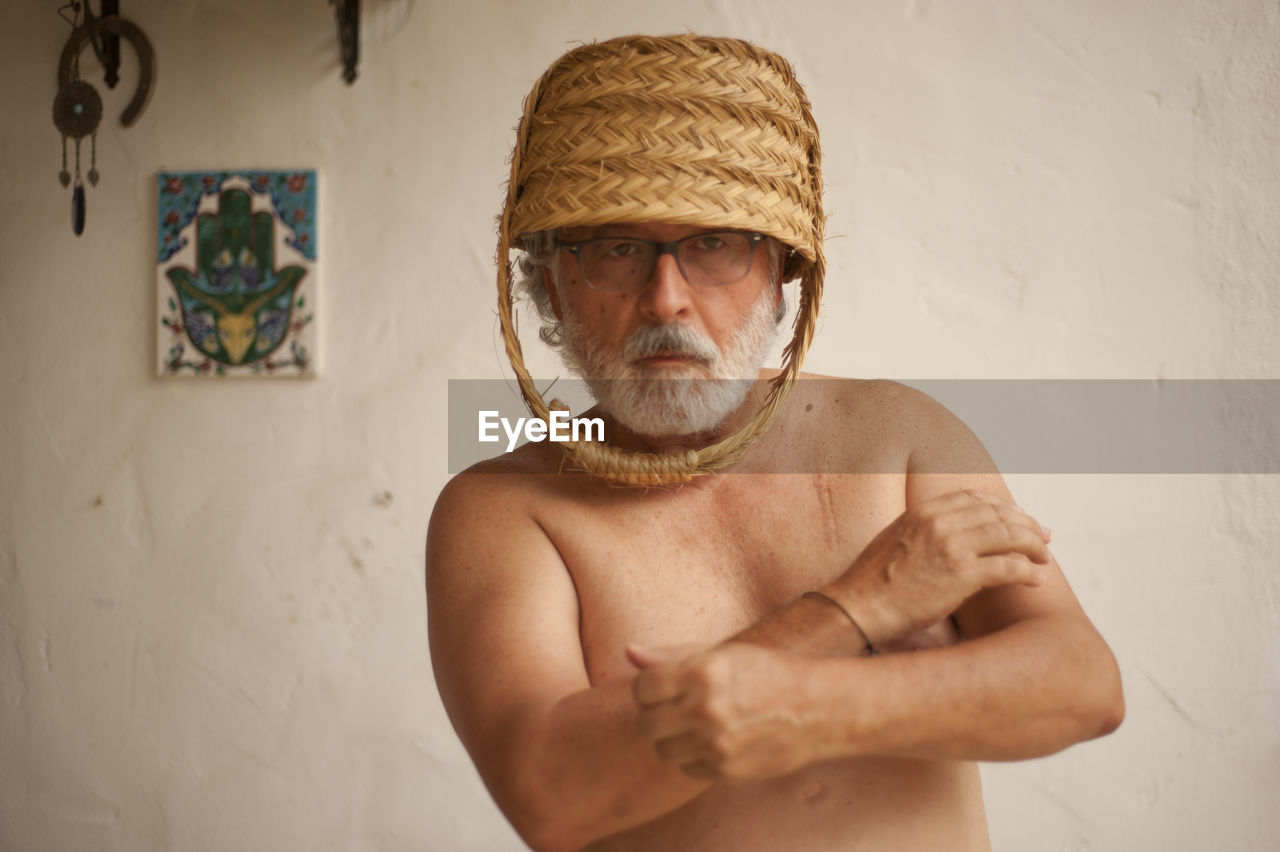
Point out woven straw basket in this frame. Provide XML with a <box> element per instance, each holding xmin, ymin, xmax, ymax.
<box><xmin>495</xmin><ymin>34</ymin><xmax>826</xmax><ymax>486</ymax></box>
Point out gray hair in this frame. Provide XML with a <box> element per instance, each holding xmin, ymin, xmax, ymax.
<box><xmin>514</xmin><ymin>232</ymin><xmax>789</xmax><ymax>350</ymax></box>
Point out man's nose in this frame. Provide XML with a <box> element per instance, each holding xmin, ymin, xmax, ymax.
<box><xmin>637</xmin><ymin>252</ymin><xmax>694</xmax><ymax>323</ymax></box>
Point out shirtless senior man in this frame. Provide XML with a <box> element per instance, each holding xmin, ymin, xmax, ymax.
<box><xmin>427</xmin><ymin>35</ymin><xmax>1123</xmax><ymax>851</ymax></box>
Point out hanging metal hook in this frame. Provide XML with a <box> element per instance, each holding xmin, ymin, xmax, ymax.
<box><xmin>56</xmin><ymin>1</ymin><xmax>81</xmax><ymax>29</ymax></box>
<box><xmin>57</xmin><ymin>11</ymin><xmax>155</xmax><ymax>127</ymax></box>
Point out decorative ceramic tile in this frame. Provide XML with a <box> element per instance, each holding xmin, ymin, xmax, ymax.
<box><xmin>156</xmin><ymin>170</ymin><xmax>318</xmax><ymax>377</ymax></box>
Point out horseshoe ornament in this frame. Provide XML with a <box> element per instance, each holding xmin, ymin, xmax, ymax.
<box><xmin>58</xmin><ymin>15</ymin><xmax>155</xmax><ymax>128</ymax></box>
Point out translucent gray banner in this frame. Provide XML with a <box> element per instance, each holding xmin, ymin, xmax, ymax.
<box><xmin>447</xmin><ymin>379</ymin><xmax>1280</xmax><ymax>474</ymax></box>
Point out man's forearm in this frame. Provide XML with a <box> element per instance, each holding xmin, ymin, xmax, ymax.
<box><xmin>633</xmin><ymin>603</ymin><xmax>1121</xmax><ymax>782</ymax></box>
<box><xmin>509</xmin><ymin>678</ymin><xmax>708</xmax><ymax>851</ymax></box>
<box><xmin>514</xmin><ymin>591</ymin><xmax>1119</xmax><ymax>847</ymax></box>
<box><xmin>507</xmin><ymin>595</ymin><xmax>869</xmax><ymax>849</ymax></box>
<box><xmin>733</xmin><ymin>593</ymin><xmax>875</xmax><ymax>656</ymax></box>
<box><xmin>795</xmin><ymin>613</ymin><xmax>1124</xmax><ymax>764</ymax></box>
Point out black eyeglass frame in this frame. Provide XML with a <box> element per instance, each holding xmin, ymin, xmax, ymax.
<box><xmin>555</xmin><ymin>230</ymin><xmax>766</xmax><ymax>292</ymax></box>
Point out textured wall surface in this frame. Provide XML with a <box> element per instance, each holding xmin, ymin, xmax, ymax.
<box><xmin>1</xmin><ymin>1</ymin><xmax>1277</xmax><ymax>850</ymax></box>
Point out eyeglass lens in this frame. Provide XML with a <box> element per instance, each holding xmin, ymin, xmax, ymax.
<box><xmin>578</xmin><ymin>232</ymin><xmax>755</xmax><ymax>291</ymax></box>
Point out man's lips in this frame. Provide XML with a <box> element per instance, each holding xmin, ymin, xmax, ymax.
<box><xmin>633</xmin><ymin>352</ymin><xmax>703</xmax><ymax>366</ymax></box>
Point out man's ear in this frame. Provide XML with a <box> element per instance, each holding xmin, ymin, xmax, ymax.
<box><xmin>542</xmin><ymin>265</ymin><xmax>565</xmax><ymax>323</ymax></box>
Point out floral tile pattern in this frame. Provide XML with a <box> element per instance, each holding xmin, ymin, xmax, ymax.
<box><xmin>156</xmin><ymin>170</ymin><xmax>318</xmax><ymax>377</ymax></box>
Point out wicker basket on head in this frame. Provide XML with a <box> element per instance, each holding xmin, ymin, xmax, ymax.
<box><xmin>496</xmin><ymin>34</ymin><xmax>826</xmax><ymax>486</ymax></box>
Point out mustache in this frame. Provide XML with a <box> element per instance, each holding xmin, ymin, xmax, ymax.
<box><xmin>620</xmin><ymin>323</ymin><xmax>719</xmax><ymax>364</ymax></box>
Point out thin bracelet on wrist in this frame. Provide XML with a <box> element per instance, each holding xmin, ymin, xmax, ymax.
<box><xmin>802</xmin><ymin>591</ymin><xmax>878</xmax><ymax>655</ymax></box>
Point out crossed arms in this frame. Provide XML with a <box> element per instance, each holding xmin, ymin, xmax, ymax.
<box><xmin>426</xmin><ymin>391</ymin><xmax>1124</xmax><ymax>851</ymax></box>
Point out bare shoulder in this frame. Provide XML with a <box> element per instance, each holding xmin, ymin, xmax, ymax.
<box><xmin>427</xmin><ymin>438</ymin><xmax>572</xmax><ymax>535</ymax></box>
<box><xmin>426</xmin><ymin>444</ymin><xmax>571</xmax><ymax>582</ymax></box>
<box><xmin>791</xmin><ymin>373</ymin><xmax>949</xmax><ymax>418</ymax></box>
<box><xmin>776</xmin><ymin>374</ymin><xmax>983</xmax><ymax>475</ymax></box>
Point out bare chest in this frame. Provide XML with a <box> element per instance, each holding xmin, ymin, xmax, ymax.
<box><xmin>539</xmin><ymin>474</ymin><xmax>904</xmax><ymax>683</ymax></box>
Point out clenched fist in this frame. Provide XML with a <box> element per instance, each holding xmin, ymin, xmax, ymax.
<box><xmin>629</xmin><ymin>642</ymin><xmax>820</xmax><ymax>781</ymax></box>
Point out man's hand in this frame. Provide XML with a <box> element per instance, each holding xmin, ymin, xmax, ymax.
<box><xmin>829</xmin><ymin>490</ymin><xmax>1052</xmax><ymax>647</ymax></box>
<box><xmin>629</xmin><ymin>642</ymin><xmax>817</xmax><ymax>782</ymax></box>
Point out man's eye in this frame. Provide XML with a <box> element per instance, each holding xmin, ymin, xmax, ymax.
<box><xmin>604</xmin><ymin>241</ymin><xmax>640</xmax><ymax>257</ymax></box>
<box><xmin>692</xmin><ymin>235</ymin><xmax>728</xmax><ymax>251</ymax></box>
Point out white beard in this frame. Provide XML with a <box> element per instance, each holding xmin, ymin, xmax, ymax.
<box><xmin>559</xmin><ymin>286</ymin><xmax>779</xmax><ymax>439</ymax></box>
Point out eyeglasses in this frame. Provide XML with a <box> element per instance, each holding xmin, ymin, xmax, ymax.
<box><xmin>556</xmin><ymin>230</ymin><xmax>765</xmax><ymax>293</ymax></box>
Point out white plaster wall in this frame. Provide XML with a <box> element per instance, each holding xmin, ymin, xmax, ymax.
<box><xmin>1</xmin><ymin>1</ymin><xmax>1276</xmax><ymax>850</ymax></box>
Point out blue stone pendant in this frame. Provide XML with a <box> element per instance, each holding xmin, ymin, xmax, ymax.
<box><xmin>72</xmin><ymin>184</ymin><xmax>85</xmax><ymax>236</ymax></box>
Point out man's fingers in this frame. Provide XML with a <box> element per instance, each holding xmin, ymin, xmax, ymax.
<box><xmin>626</xmin><ymin>644</ymin><xmax>664</xmax><ymax>670</ymax></box>
<box><xmin>978</xmin><ymin>554</ymin><xmax>1046</xmax><ymax>588</ymax></box>
<box><xmin>918</xmin><ymin>489</ymin><xmax>991</xmax><ymax>516</ymax></box>
<box><xmin>633</xmin><ymin>667</ymin><xmax>683</xmax><ymax>706</ymax></box>
<box><xmin>629</xmin><ymin>642</ymin><xmax>712</xmax><ymax>706</ymax></box>
<box><xmin>652</xmin><ymin>731</ymin><xmax>715</xmax><ymax>772</ymax></box>
<box><xmin>965</xmin><ymin>498</ymin><xmax>1045</xmax><ymax>534</ymax></box>
<box><xmin>925</xmin><ymin>490</ymin><xmax>1051</xmax><ymax>543</ymax></box>
<box><xmin>968</xmin><ymin>521</ymin><xmax>1051</xmax><ymax>564</ymax></box>
<box><xmin>637</xmin><ymin>700</ymin><xmax>695</xmax><ymax>742</ymax></box>
<box><xmin>627</xmin><ymin>642</ymin><xmax>705</xmax><ymax>670</ymax></box>
<box><xmin>946</xmin><ymin>504</ymin><xmax>1050</xmax><ymax>563</ymax></box>
<box><xmin>681</xmin><ymin>760</ymin><xmax>720</xmax><ymax>780</ymax></box>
